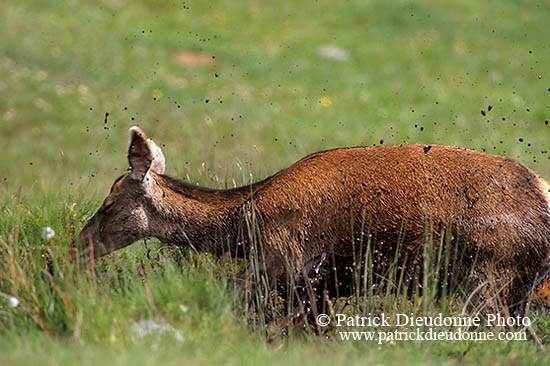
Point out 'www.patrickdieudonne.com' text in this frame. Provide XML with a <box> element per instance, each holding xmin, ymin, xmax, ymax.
<box><xmin>338</xmin><ymin>328</ymin><xmax>527</xmax><ymax>344</ymax></box>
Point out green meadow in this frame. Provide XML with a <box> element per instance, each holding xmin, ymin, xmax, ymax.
<box><xmin>1</xmin><ymin>0</ymin><xmax>550</xmax><ymax>364</ymax></box>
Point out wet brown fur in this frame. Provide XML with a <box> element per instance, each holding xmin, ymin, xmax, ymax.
<box><xmin>79</xmin><ymin>132</ymin><xmax>550</xmax><ymax>313</ymax></box>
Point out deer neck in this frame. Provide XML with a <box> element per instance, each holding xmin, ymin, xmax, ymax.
<box><xmin>146</xmin><ymin>173</ymin><xmax>254</xmax><ymax>255</ymax></box>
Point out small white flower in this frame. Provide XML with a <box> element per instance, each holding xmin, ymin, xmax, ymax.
<box><xmin>41</xmin><ymin>226</ymin><xmax>55</xmax><ymax>240</ymax></box>
<box><xmin>78</xmin><ymin>84</ymin><xmax>89</xmax><ymax>95</ymax></box>
<box><xmin>34</xmin><ymin>70</ymin><xmax>48</xmax><ymax>82</ymax></box>
<box><xmin>317</xmin><ymin>45</ymin><xmax>350</xmax><ymax>61</ymax></box>
<box><xmin>8</xmin><ymin>296</ymin><xmax>19</xmax><ymax>308</ymax></box>
<box><xmin>35</xmin><ymin>98</ymin><xmax>52</xmax><ymax>112</ymax></box>
<box><xmin>3</xmin><ymin>109</ymin><xmax>15</xmax><ymax>121</ymax></box>
<box><xmin>54</xmin><ymin>84</ymin><xmax>67</xmax><ymax>96</ymax></box>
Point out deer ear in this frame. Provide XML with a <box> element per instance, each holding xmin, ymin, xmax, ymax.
<box><xmin>147</xmin><ymin>138</ymin><xmax>166</xmax><ymax>175</ymax></box>
<box><xmin>128</xmin><ymin>126</ymin><xmax>166</xmax><ymax>180</ymax></box>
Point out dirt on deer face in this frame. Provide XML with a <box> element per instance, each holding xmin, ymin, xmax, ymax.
<box><xmin>78</xmin><ymin>127</ymin><xmax>550</xmax><ymax>314</ymax></box>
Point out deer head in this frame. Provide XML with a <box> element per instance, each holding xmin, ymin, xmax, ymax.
<box><xmin>78</xmin><ymin>126</ymin><xmax>166</xmax><ymax>258</ymax></box>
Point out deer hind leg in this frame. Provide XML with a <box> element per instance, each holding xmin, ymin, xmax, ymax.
<box><xmin>515</xmin><ymin>263</ymin><xmax>550</xmax><ymax>315</ymax></box>
<box><xmin>459</xmin><ymin>257</ymin><xmax>544</xmax><ymax>317</ymax></box>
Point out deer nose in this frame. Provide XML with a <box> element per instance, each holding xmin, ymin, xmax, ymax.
<box><xmin>78</xmin><ymin>222</ymin><xmax>101</xmax><ymax>258</ymax></box>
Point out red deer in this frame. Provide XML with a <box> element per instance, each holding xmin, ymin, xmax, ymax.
<box><xmin>78</xmin><ymin>126</ymin><xmax>550</xmax><ymax>313</ymax></box>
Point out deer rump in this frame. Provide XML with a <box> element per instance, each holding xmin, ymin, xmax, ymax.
<box><xmin>78</xmin><ymin>127</ymin><xmax>550</xmax><ymax>314</ymax></box>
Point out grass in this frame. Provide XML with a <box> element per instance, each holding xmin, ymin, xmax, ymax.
<box><xmin>1</xmin><ymin>0</ymin><xmax>550</xmax><ymax>364</ymax></box>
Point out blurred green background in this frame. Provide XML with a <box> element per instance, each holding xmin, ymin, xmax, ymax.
<box><xmin>1</xmin><ymin>0</ymin><xmax>549</xmax><ymax>197</ymax></box>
